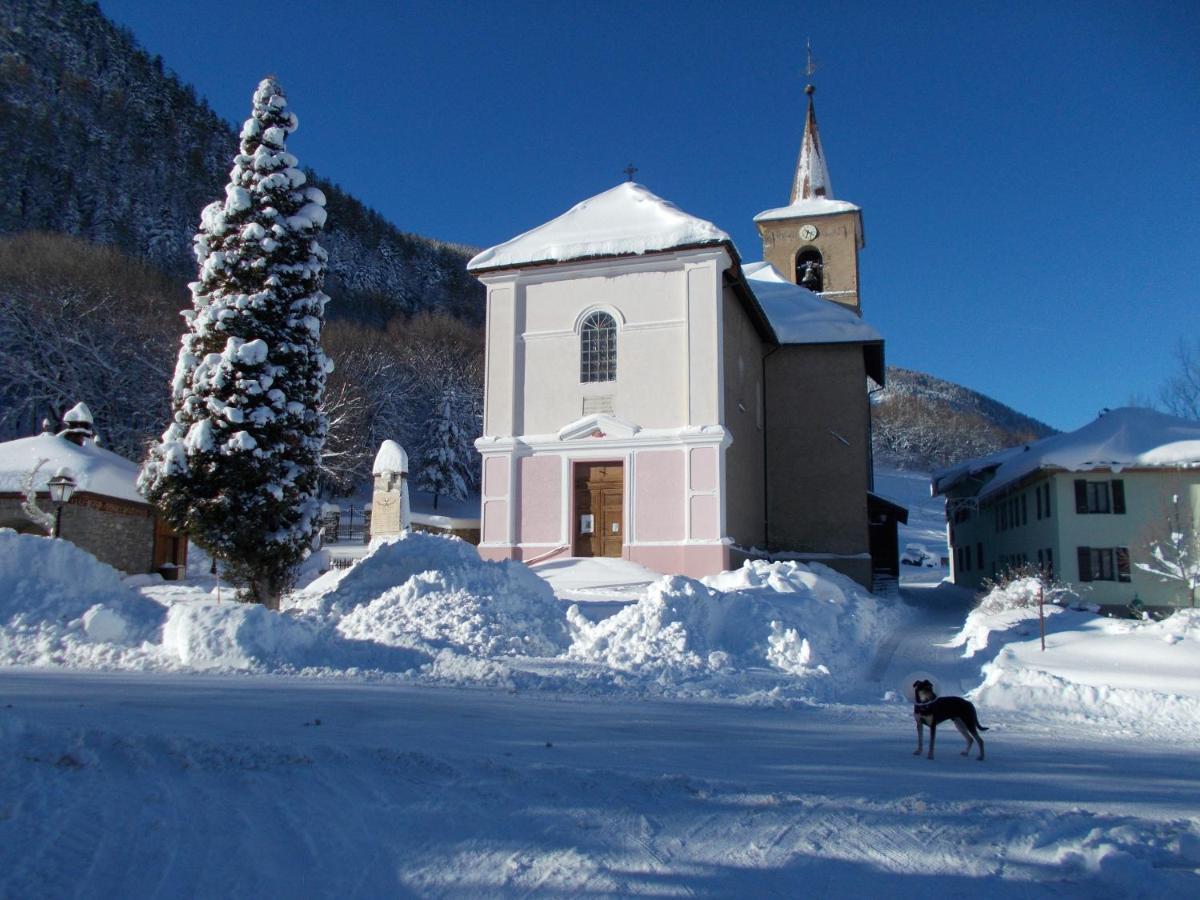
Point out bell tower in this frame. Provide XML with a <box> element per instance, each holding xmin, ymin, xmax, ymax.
<box><xmin>754</xmin><ymin>72</ymin><xmax>865</xmax><ymax>315</ymax></box>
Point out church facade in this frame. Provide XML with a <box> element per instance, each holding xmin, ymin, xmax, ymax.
<box><xmin>469</xmin><ymin>88</ymin><xmax>897</xmax><ymax>586</ymax></box>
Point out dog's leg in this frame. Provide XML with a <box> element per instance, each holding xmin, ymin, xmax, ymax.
<box><xmin>927</xmin><ymin>722</ymin><xmax>937</xmax><ymax>760</ymax></box>
<box><xmin>913</xmin><ymin>717</ymin><xmax>924</xmax><ymax>756</ymax></box>
<box><xmin>973</xmin><ymin>727</ymin><xmax>985</xmax><ymax>761</ymax></box>
<box><xmin>952</xmin><ymin>718</ymin><xmax>973</xmax><ymax>757</ymax></box>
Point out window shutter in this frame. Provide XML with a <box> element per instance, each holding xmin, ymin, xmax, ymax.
<box><xmin>1036</xmin><ymin>488</ymin><xmax>1043</xmax><ymax>520</ymax></box>
<box><xmin>1074</xmin><ymin>480</ymin><xmax>1088</xmax><ymax>514</ymax></box>
<box><xmin>1077</xmin><ymin>546</ymin><xmax>1093</xmax><ymax>582</ymax></box>
<box><xmin>1117</xmin><ymin>547</ymin><xmax>1131</xmax><ymax>582</ymax></box>
<box><xmin>1112</xmin><ymin>480</ymin><xmax>1126</xmax><ymax>514</ymax></box>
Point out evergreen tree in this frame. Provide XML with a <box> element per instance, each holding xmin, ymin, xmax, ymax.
<box><xmin>416</xmin><ymin>391</ymin><xmax>471</xmax><ymax>510</ymax></box>
<box><xmin>140</xmin><ymin>77</ymin><xmax>331</xmax><ymax>608</ymax></box>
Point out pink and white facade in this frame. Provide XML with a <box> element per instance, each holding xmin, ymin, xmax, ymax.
<box><xmin>471</xmin><ymin>208</ymin><xmax>750</xmax><ymax>577</ymax></box>
<box><xmin>469</xmin><ymin>179</ymin><xmax>887</xmax><ymax>582</ymax></box>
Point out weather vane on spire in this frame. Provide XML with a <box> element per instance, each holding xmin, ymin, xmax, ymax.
<box><xmin>624</xmin><ymin>163</ymin><xmax>638</xmax><ymax>182</ymax></box>
<box><xmin>805</xmin><ymin>38</ymin><xmax>818</xmax><ymax>95</ymax></box>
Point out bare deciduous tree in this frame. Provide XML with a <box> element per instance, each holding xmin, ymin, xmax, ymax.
<box><xmin>1160</xmin><ymin>338</ymin><xmax>1200</xmax><ymax>421</ymax></box>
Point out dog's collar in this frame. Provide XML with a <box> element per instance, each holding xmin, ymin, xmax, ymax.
<box><xmin>913</xmin><ymin>698</ymin><xmax>937</xmax><ymax>709</ymax></box>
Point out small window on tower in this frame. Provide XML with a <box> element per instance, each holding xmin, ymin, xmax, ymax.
<box><xmin>795</xmin><ymin>248</ymin><xmax>824</xmax><ymax>292</ymax></box>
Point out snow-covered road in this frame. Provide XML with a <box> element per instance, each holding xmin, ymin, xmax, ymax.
<box><xmin>2</xmin><ymin>668</ymin><xmax>1197</xmax><ymax>898</ymax></box>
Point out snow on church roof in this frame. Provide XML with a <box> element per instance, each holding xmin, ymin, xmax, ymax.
<box><xmin>742</xmin><ymin>262</ymin><xmax>881</xmax><ymax>345</ymax></box>
<box><xmin>467</xmin><ymin>182</ymin><xmax>730</xmax><ymax>272</ymax></box>
<box><xmin>753</xmin><ymin>197</ymin><xmax>861</xmax><ymax>223</ymax></box>
<box><xmin>0</xmin><ymin>433</ymin><xmax>145</xmax><ymax>504</ymax></box>
<box><xmin>933</xmin><ymin>407</ymin><xmax>1200</xmax><ymax>499</ymax></box>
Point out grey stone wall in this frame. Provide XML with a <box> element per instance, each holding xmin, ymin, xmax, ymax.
<box><xmin>0</xmin><ymin>493</ymin><xmax>156</xmax><ymax>574</ymax></box>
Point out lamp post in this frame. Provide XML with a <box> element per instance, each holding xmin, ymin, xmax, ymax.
<box><xmin>46</xmin><ymin>469</ymin><xmax>76</xmax><ymax>539</ymax></box>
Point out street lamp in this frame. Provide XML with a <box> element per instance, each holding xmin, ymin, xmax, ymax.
<box><xmin>46</xmin><ymin>468</ymin><xmax>76</xmax><ymax>539</ymax></box>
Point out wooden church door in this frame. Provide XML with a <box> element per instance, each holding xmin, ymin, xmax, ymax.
<box><xmin>573</xmin><ymin>462</ymin><xmax>624</xmax><ymax>558</ymax></box>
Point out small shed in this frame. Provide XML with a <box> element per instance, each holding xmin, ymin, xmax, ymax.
<box><xmin>867</xmin><ymin>491</ymin><xmax>909</xmax><ymax>579</ymax></box>
<box><xmin>0</xmin><ymin>410</ymin><xmax>187</xmax><ymax>578</ymax></box>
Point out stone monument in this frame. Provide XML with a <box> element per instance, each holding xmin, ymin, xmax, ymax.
<box><xmin>370</xmin><ymin>439</ymin><xmax>410</xmax><ymax>540</ymax></box>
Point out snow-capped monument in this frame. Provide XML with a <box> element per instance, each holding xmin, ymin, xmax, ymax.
<box><xmin>370</xmin><ymin>440</ymin><xmax>411</xmax><ymax>539</ymax></box>
<box><xmin>468</xmin><ymin>77</ymin><xmax>897</xmax><ymax>586</ymax></box>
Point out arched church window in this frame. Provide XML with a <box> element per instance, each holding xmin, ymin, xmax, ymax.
<box><xmin>580</xmin><ymin>311</ymin><xmax>617</xmax><ymax>383</ymax></box>
<box><xmin>795</xmin><ymin>248</ymin><xmax>824</xmax><ymax>292</ymax></box>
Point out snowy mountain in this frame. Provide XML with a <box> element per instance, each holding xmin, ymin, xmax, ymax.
<box><xmin>872</xmin><ymin>367</ymin><xmax>1056</xmax><ymax>471</ymax></box>
<box><xmin>0</xmin><ymin>0</ymin><xmax>482</xmax><ymax>324</ymax></box>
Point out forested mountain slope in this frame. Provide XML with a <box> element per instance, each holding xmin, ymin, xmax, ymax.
<box><xmin>872</xmin><ymin>367</ymin><xmax>1056</xmax><ymax>471</ymax></box>
<box><xmin>0</xmin><ymin>0</ymin><xmax>482</xmax><ymax>324</ymax></box>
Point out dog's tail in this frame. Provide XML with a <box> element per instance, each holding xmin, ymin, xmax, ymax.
<box><xmin>977</xmin><ymin>725</ymin><xmax>989</xmax><ymax>731</ymax></box>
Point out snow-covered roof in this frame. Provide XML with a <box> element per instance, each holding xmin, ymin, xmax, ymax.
<box><xmin>742</xmin><ymin>262</ymin><xmax>881</xmax><ymax>345</ymax></box>
<box><xmin>63</xmin><ymin>401</ymin><xmax>94</xmax><ymax>425</ymax></box>
<box><xmin>467</xmin><ymin>182</ymin><xmax>731</xmax><ymax>272</ymax></box>
<box><xmin>372</xmin><ymin>439</ymin><xmax>408</xmax><ymax>476</ymax></box>
<box><xmin>933</xmin><ymin>407</ymin><xmax>1200</xmax><ymax>498</ymax></box>
<box><xmin>0</xmin><ymin>433</ymin><xmax>145</xmax><ymax>504</ymax></box>
<box><xmin>753</xmin><ymin>197</ymin><xmax>861</xmax><ymax>222</ymax></box>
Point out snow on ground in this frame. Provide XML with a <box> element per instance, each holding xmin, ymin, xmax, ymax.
<box><xmin>947</xmin><ymin>576</ymin><xmax>1200</xmax><ymax>739</ymax></box>
<box><xmin>2</xmin><ymin>498</ymin><xmax>1200</xmax><ymax>895</ymax></box>
<box><xmin>1</xmin><ymin>671</ymin><xmax>1197</xmax><ymax>897</ymax></box>
<box><xmin>0</xmin><ymin>529</ymin><xmax>900</xmax><ymax>704</ymax></box>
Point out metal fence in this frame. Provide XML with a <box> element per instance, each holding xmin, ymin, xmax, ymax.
<box><xmin>319</xmin><ymin>505</ymin><xmax>370</xmax><ymax>545</ymax></box>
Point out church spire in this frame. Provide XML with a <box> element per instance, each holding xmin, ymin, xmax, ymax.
<box><xmin>790</xmin><ymin>84</ymin><xmax>833</xmax><ymax>204</ymax></box>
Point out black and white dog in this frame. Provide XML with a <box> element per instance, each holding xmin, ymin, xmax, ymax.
<box><xmin>912</xmin><ymin>679</ymin><xmax>988</xmax><ymax>761</ymax></box>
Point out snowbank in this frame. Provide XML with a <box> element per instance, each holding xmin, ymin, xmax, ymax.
<box><xmin>568</xmin><ymin>560</ymin><xmax>901</xmax><ymax>700</ymax></box>
<box><xmin>329</xmin><ymin>534</ymin><xmax>570</xmax><ymax>658</ymax></box>
<box><xmin>1</xmin><ymin>530</ymin><xmax>903</xmax><ymax>702</ymax></box>
<box><xmin>949</xmin><ymin>578</ymin><xmax>1200</xmax><ymax>737</ymax></box>
<box><xmin>0</xmin><ymin>529</ymin><xmax>165</xmax><ymax>666</ymax></box>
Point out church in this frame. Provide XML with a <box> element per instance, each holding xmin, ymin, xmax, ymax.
<box><xmin>468</xmin><ymin>85</ymin><xmax>901</xmax><ymax>588</ymax></box>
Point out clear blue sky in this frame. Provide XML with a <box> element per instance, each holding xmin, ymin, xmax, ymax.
<box><xmin>100</xmin><ymin>0</ymin><xmax>1199</xmax><ymax>433</ymax></box>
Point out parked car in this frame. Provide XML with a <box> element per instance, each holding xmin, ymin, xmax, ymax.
<box><xmin>900</xmin><ymin>543</ymin><xmax>939</xmax><ymax>567</ymax></box>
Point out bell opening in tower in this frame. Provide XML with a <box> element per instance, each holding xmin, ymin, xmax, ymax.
<box><xmin>795</xmin><ymin>248</ymin><xmax>824</xmax><ymax>292</ymax></box>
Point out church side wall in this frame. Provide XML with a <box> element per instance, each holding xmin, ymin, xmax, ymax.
<box><xmin>720</xmin><ymin>286</ymin><xmax>766</xmax><ymax>550</ymax></box>
<box><xmin>764</xmin><ymin>344</ymin><xmax>872</xmax><ymax>586</ymax></box>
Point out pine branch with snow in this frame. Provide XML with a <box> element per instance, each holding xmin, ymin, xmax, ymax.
<box><xmin>415</xmin><ymin>392</ymin><xmax>471</xmax><ymax>509</ymax></box>
<box><xmin>139</xmin><ymin>78</ymin><xmax>331</xmax><ymax>608</ymax></box>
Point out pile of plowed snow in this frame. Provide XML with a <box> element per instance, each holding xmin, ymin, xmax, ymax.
<box><xmin>0</xmin><ymin>530</ymin><xmax>165</xmax><ymax>667</ymax></box>
<box><xmin>566</xmin><ymin>560</ymin><xmax>899</xmax><ymax>699</ymax></box>
<box><xmin>293</xmin><ymin>532</ymin><xmax>571</xmax><ymax>658</ymax></box>
<box><xmin>1</xmin><ymin>529</ymin><xmax>902</xmax><ymax>700</ymax></box>
<box><xmin>949</xmin><ymin>578</ymin><xmax>1200</xmax><ymax>738</ymax></box>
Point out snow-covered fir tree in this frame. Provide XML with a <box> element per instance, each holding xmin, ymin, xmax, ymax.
<box><xmin>416</xmin><ymin>391</ymin><xmax>471</xmax><ymax>510</ymax></box>
<box><xmin>140</xmin><ymin>77</ymin><xmax>331</xmax><ymax>608</ymax></box>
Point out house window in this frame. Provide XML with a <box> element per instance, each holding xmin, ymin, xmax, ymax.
<box><xmin>1044</xmin><ymin>483</ymin><xmax>1052</xmax><ymax>518</ymax></box>
<box><xmin>580</xmin><ymin>312</ymin><xmax>617</xmax><ymax>383</ymax></box>
<box><xmin>1076</xmin><ymin>546</ymin><xmax>1131</xmax><ymax>582</ymax></box>
<box><xmin>1046</xmin><ymin>547</ymin><xmax>1054</xmax><ymax>579</ymax></box>
<box><xmin>1074</xmin><ymin>479</ymin><xmax>1126</xmax><ymax>514</ymax></box>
